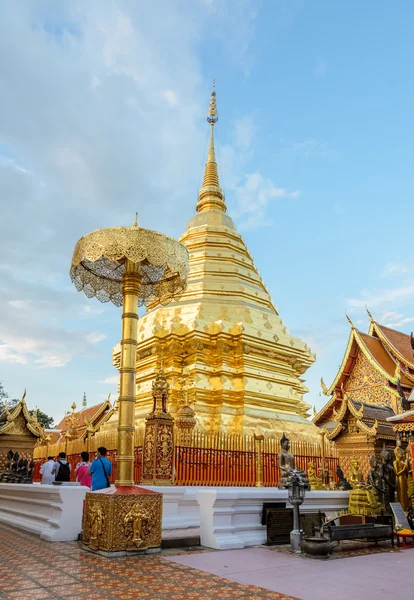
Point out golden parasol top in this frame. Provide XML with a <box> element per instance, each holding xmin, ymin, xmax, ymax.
<box><xmin>70</xmin><ymin>223</ymin><xmax>189</xmax><ymax>307</ymax></box>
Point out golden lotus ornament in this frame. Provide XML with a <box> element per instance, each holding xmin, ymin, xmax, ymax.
<box><xmin>70</xmin><ymin>216</ymin><xmax>189</xmax><ymax>554</ymax></box>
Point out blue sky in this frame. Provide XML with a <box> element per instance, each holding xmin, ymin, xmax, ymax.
<box><xmin>1</xmin><ymin>1</ymin><xmax>413</xmax><ymax>422</ymax></box>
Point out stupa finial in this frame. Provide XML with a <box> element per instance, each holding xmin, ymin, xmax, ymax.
<box><xmin>133</xmin><ymin>212</ymin><xmax>138</xmax><ymax>228</ymax></box>
<box><xmin>196</xmin><ymin>82</ymin><xmax>226</xmax><ymax>214</ymax></box>
<box><xmin>82</xmin><ymin>392</ymin><xmax>87</xmax><ymax>408</ymax></box>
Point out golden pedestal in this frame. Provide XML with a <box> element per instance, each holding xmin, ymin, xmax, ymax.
<box><xmin>82</xmin><ymin>487</ymin><xmax>162</xmax><ymax>556</ymax></box>
<box><xmin>348</xmin><ymin>487</ymin><xmax>383</xmax><ymax>516</ymax></box>
<box><xmin>141</xmin><ymin>413</ymin><xmax>174</xmax><ymax>485</ymax></box>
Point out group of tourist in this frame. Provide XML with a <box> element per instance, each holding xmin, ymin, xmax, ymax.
<box><xmin>39</xmin><ymin>447</ymin><xmax>112</xmax><ymax>491</ymax></box>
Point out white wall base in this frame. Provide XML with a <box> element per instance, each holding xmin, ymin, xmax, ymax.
<box><xmin>0</xmin><ymin>483</ymin><xmax>88</xmax><ymax>542</ymax></box>
<box><xmin>143</xmin><ymin>486</ymin><xmax>202</xmax><ymax>529</ymax></box>
<box><xmin>196</xmin><ymin>488</ymin><xmax>350</xmax><ymax>550</ymax></box>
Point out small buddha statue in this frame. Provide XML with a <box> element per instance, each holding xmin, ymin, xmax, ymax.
<box><xmin>307</xmin><ymin>461</ymin><xmax>325</xmax><ymax>490</ymax></box>
<box><xmin>278</xmin><ymin>433</ymin><xmax>308</xmax><ymax>489</ymax></box>
<box><xmin>349</xmin><ymin>457</ymin><xmax>364</xmax><ymax>488</ymax></box>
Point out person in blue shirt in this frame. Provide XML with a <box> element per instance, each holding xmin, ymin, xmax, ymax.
<box><xmin>88</xmin><ymin>447</ymin><xmax>112</xmax><ymax>491</ymax></box>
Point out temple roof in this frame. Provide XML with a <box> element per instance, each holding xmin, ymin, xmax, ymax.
<box><xmin>315</xmin><ymin>314</ymin><xmax>414</xmax><ymax>438</ymax></box>
<box><xmin>316</xmin><ymin>396</ymin><xmax>395</xmax><ymax>441</ymax></box>
<box><xmin>321</xmin><ymin>323</ymin><xmax>411</xmax><ymax>400</ymax></box>
<box><xmin>55</xmin><ymin>398</ymin><xmax>114</xmax><ymax>441</ymax></box>
<box><xmin>0</xmin><ymin>390</ymin><xmax>43</xmax><ymax>438</ymax></box>
<box><xmin>369</xmin><ymin>321</ymin><xmax>414</xmax><ymax>370</ymax></box>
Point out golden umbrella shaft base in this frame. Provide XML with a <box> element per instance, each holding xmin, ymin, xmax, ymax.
<box><xmin>82</xmin><ymin>487</ymin><xmax>162</xmax><ymax>557</ymax></box>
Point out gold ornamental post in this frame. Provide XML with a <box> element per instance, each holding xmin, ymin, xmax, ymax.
<box><xmin>70</xmin><ymin>216</ymin><xmax>188</xmax><ymax>554</ymax></box>
<box><xmin>254</xmin><ymin>426</ymin><xmax>264</xmax><ymax>488</ymax></box>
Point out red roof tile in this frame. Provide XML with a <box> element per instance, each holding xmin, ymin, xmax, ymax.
<box><xmin>376</xmin><ymin>324</ymin><xmax>414</xmax><ymax>368</ymax></box>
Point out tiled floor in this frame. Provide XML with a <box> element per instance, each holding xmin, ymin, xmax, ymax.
<box><xmin>167</xmin><ymin>545</ymin><xmax>414</xmax><ymax>600</ymax></box>
<box><xmin>0</xmin><ymin>524</ymin><xmax>297</xmax><ymax>600</ymax></box>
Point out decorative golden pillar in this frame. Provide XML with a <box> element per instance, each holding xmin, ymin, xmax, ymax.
<box><xmin>254</xmin><ymin>426</ymin><xmax>264</xmax><ymax>488</ymax></box>
<box><xmin>141</xmin><ymin>369</ymin><xmax>175</xmax><ymax>485</ymax></box>
<box><xmin>70</xmin><ymin>216</ymin><xmax>188</xmax><ymax>554</ymax></box>
<box><xmin>117</xmin><ymin>260</ymin><xmax>140</xmax><ymax>486</ymax></box>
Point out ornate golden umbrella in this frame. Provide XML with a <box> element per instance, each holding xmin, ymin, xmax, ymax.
<box><xmin>70</xmin><ymin>216</ymin><xmax>189</xmax><ymax>486</ymax></box>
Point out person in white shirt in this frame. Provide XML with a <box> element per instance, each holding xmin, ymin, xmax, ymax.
<box><xmin>40</xmin><ymin>457</ymin><xmax>56</xmax><ymax>485</ymax></box>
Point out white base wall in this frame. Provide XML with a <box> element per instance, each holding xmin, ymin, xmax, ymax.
<box><xmin>196</xmin><ymin>488</ymin><xmax>350</xmax><ymax>550</ymax></box>
<box><xmin>0</xmin><ymin>483</ymin><xmax>88</xmax><ymax>542</ymax></box>
<box><xmin>143</xmin><ymin>486</ymin><xmax>202</xmax><ymax>529</ymax></box>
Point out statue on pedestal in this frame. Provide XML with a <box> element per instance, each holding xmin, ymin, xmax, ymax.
<box><xmin>367</xmin><ymin>456</ymin><xmax>383</xmax><ymax>505</ymax></box>
<box><xmin>349</xmin><ymin>457</ymin><xmax>364</xmax><ymax>488</ymax></box>
<box><xmin>348</xmin><ymin>456</ymin><xmax>383</xmax><ymax>515</ymax></box>
<box><xmin>307</xmin><ymin>461</ymin><xmax>325</xmax><ymax>490</ymax></box>
<box><xmin>278</xmin><ymin>433</ymin><xmax>308</xmax><ymax>489</ymax></box>
<box><xmin>393</xmin><ymin>443</ymin><xmax>410</xmax><ymax>512</ymax></box>
<box><xmin>380</xmin><ymin>447</ymin><xmax>396</xmax><ymax>512</ymax></box>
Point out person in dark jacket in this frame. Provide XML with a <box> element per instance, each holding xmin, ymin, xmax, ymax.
<box><xmin>52</xmin><ymin>452</ymin><xmax>71</xmax><ymax>482</ymax></box>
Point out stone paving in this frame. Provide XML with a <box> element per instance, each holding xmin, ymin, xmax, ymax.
<box><xmin>168</xmin><ymin>545</ymin><xmax>414</xmax><ymax>600</ymax></box>
<box><xmin>0</xmin><ymin>524</ymin><xmax>296</xmax><ymax>600</ymax></box>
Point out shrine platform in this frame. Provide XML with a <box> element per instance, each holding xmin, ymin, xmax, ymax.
<box><xmin>0</xmin><ymin>483</ymin><xmax>349</xmax><ymax>548</ymax></box>
<box><xmin>146</xmin><ymin>486</ymin><xmax>350</xmax><ymax>550</ymax></box>
<box><xmin>0</xmin><ymin>483</ymin><xmax>88</xmax><ymax>542</ymax></box>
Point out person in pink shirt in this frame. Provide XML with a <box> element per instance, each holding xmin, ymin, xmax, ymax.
<box><xmin>75</xmin><ymin>451</ymin><xmax>92</xmax><ymax>488</ymax></box>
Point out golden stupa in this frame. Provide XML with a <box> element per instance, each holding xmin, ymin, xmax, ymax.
<box><xmin>110</xmin><ymin>88</ymin><xmax>319</xmax><ymax>440</ymax></box>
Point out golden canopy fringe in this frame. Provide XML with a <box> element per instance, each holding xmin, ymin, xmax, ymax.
<box><xmin>33</xmin><ymin>428</ymin><xmax>338</xmax><ymax>487</ymax></box>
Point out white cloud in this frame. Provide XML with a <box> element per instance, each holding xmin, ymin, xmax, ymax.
<box><xmin>0</xmin><ymin>344</ymin><xmax>27</xmax><ymax>365</ymax></box>
<box><xmin>100</xmin><ymin>375</ymin><xmax>119</xmax><ymax>385</ymax></box>
<box><xmin>348</xmin><ymin>284</ymin><xmax>414</xmax><ymax>311</ymax></box>
<box><xmin>232</xmin><ymin>172</ymin><xmax>301</xmax><ymax>231</ymax></box>
<box><xmin>163</xmin><ymin>89</ymin><xmax>179</xmax><ymax>107</ymax></box>
<box><xmin>292</xmin><ymin>139</ymin><xmax>339</xmax><ymax>160</ymax></box>
<box><xmin>382</xmin><ymin>262</ymin><xmax>413</xmax><ymax>277</ymax></box>
<box><xmin>0</xmin><ymin>1</ymin><xmax>259</xmax><ymax>374</ymax></box>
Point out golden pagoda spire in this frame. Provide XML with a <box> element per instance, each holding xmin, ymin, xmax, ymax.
<box><xmin>196</xmin><ymin>83</ymin><xmax>226</xmax><ymax>214</ymax></box>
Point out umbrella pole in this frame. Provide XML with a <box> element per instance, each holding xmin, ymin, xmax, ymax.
<box><xmin>116</xmin><ymin>259</ymin><xmax>141</xmax><ymax>487</ymax></box>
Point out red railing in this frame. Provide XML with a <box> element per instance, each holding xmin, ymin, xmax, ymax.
<box><xmin>33</xmin><ymin>446</ymin><xmax>338</xmax><ymax>487</ymax></box>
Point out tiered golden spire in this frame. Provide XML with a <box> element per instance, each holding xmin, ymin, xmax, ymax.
<box><xmin>196</xmin><ymin>84</ymin><xmax>226</xmax><ymax>214</ymax></box>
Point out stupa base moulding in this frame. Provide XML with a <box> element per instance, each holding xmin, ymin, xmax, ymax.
<box><xmin>82</xmin><ymin>486</ymin><xmax>162</xmax><ymax>557</ymax></box>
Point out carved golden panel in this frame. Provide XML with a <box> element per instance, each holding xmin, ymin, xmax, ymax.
<box><xmin>83</xmin><ymin>490</ymin><xmax>162</xmax><ymax>554</ymax></box>
<box><xmin>141</xmin><ymin>416</ymin><xmax>174</xmax><ymax>485</ymax></box>
<box><xmin>345</xmin><ymin>352</ymin><xmax>390</xmax><ymax>407</ymax></box>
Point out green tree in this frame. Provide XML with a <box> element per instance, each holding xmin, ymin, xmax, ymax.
<box><xmin>0</xmin><ymin>382</ymin><xmax>18</xmax><ymax>413</ymax></box>
<box><xmin>30</xmin><ymin>409</ymin><xmax>54</xmax><ymax>429</ymax></box>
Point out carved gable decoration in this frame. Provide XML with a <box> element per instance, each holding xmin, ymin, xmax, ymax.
<box><xmin>344</xmin><ymin>351</ymin><xmax>391</xmax><ymax>407</ymax></box>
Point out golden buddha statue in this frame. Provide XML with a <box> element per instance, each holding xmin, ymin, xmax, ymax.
<box><xmin>348</xmin><ymin>456</ymin><xmax>384</xmax><ymax>516</ymax></box>
<box><xmin>349</xmin><ymin>457</ymin><xmax>364</xmax><ymax>488</ymax></box>
<box><xmin>407</xmin><ymin>454</ymin><xmax>414</xmax><ymax>506</ymax></box>
<box><xmin>393</xmin><ymin>450</ymin><xmax>410</xmax><ymax>512</ymax></box>
<box><xmin>307</xmin><ymin>461</ymin><xmax>325</xmax><ymax>490</ymax></box>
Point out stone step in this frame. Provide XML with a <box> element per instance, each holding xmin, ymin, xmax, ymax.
<box><xmin>161</xmin><ymin>527</ymin><xmax>201</xmax><ymax>549</ymax></box>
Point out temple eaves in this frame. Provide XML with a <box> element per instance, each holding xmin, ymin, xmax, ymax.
<box><xmin>196</xmin><ymin>85</ymin><xmax>226</xmax><ymax>214</ymax></box>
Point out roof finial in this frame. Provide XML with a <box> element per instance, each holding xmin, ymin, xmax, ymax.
<box><xmin>133</xmin><ymin>212</ymin><xmax>138</xmax><ymax>228</ymax></box>
<box><xmin>366</xmin><ymin>306</ymin><xmax>374</xmax><ymax>321</ymax></box>
<box><xmin>82</xmin><ymin>392</ymin><xmax>87</xmax><ymax>408</ymax></box>
<box><xmin>346</xmin><ymin>313</ymin><xmax>355</xmax><ymax>329</ymax></box>
<box><xmin>196</xmin><ymin>83</ymin><xmax>226</xmax><ymax>214</ymax></box>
